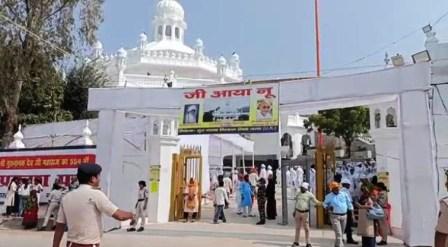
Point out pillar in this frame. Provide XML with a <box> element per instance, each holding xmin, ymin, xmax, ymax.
<box><xmin>147</xmin><ymin>116</ymin><xmax>179</xmax><ymax>223</ymax></box>
<box><xmin>399</xmin><ymin>91</ymin><xmax>438</xmax><ymax>246</ymax></box>
<box><xmin>96</xmin><ymin>110</ymin><xmax>126</xmax><ymax>230</ymax></box>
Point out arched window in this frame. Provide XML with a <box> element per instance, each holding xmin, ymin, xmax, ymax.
<box><xmin>175</xmin><ymin>27</ymin><xmax>180</xmax><ymax>39</ymax></box>
<box><xmin>158</xmin><ymin>26</ymin><xmax>163</xmax><ymax>39</ymax></box>
<box><xmin>386</xmin><ymin>107</ymin><xmax>397</xmax><ymax>127</ymax></box>
<box><xmin>374</xmin><ymin>109</ymin><xmax>381</xmax><ymax>129</ymax></box>
<box><xmin>152</xmin><ymin>120</ymin><xmax>159</xmax><ymax>135</ymax></box>
<box><xmin>165</xmin><ymin>25</ymin><xmax>172</xmax><ymax>37</ymax></box>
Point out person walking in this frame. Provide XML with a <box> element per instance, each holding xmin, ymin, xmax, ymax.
<box><xmin>341</xmin><ymin>179</ymin><xmax>358</xmax><ymax>244</ymax></box>
<box><xmin>5</xmin><ymin>177</ymin><xmax>18</xmax><ymax>217</ymax></box>
<box><xmin>213</xmin><ymin>180</ymin><xmax>228</xmax><ymax>224</ymax></box>
<box><xmin>39</xmin><ymin>184</ymin><xmax>64</xmax><ymax>230</ymax></box>
<box><xmin>292</xmin><ymin>182</ymin><xmax>321</xmax><ymax>247</ymax></box>
<box><xmin>52</xmin><ymin>163</ymin><xmax>135</xmax><ymax>247</ymax></box>
<box><xmin>33</xmin><ymin>178</ymin><xmax>44</xmax><ymax>205</ymax></box>
<box><xmin>240</xmin><ymin>175</ymin><xmax>253</xmax><ymax>217</ymax></box>
<box><xmin>18</xmin><ymin>178</ymin><xmax>31</xmax><ymax>217</ymax></box>
<box><xmin>184</xmin><ymin>178</ymin><xmax>199</xmax><ymax>222</ymax></box>
<box><xmin>376</xmin><ymin>183</ymin><xmax>389</xmax><ymax>246</ymax></box>
<box><xmin>256</xmin><ymin>178</ymin><xmax>267</xmax><ymax>225</ymax></box>
<box><xmin>356</xmin><ymin>190</ymin><xmax>376</xmax><ymax>247</ymax></box>
<box><xmin>127</xmin><ymin>181</ymin><xmax>149</xmax><ymax>232</ymax></box>
<box><xmin>235</xmin><ymin>174</ymin><xmax>243</xmax><ymax>215</ymax></box>
<box><xmin>323</xmin><ymin>182</ymin><xmax>354</xmax><ymax>247</ymax></box>
<box><xmin>266</xmin><ymin>175</ymin><xmax>277</xmax><ymax>220</ymax></box>
<box><xmin>435</xmin><ymin>170</ymin><xmax>448</xmax><ymax>247</ymax></box>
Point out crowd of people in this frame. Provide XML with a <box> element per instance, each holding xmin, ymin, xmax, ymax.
<box><xmin>291</xmin><ymin>160</ymin><xmax>390</xmax><ymax>247</ymax></box>
<box><xmin>3</xmin><ymin>176</ymin><xmax>79</xmax><ymax>230</ymax></box>
<box><xmin>208</xmin><ymin>164</ymin><xmax>277</xmax><ymax>225</ymax></box>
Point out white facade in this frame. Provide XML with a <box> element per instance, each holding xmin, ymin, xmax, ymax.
<box><xmin>94</xmin><ymin>0</ymin><xmax>243</xmax><ymax>88</ymax></box>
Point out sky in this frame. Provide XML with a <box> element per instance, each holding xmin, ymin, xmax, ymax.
<box><xmin>98</xmin><ymin>0</ymin><xmax>448</xmax><ymax>79</ymax></box>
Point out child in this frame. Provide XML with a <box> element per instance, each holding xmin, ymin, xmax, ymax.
<box><xmin>213</xmin><ymin>180</ymin><xmax>228</xmax><ymax>224</ymax></box>
<box><xmin>256</xmin><ymin>178</ymin><xmax>267</xmax><ymax>225</ymax></box>
<box><xmin>128</xmin><ymin>181</ymin><xmax>149</xmax><ymax>232</ymax></box>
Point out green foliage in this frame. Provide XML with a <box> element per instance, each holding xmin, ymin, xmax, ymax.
<box><xmin>305</xmin><ymin>107</ymin><xmax>370</xmax><ymax>156</ymax></box>
<box><xmin>0</xmin><ymin>0</ymin><xmax>104</xmax><ymax>147</ymax></box>
<box><xmin>63</xmin><ymin>61</ymin><xmax>107</xmax><ymax>120</ymax></box>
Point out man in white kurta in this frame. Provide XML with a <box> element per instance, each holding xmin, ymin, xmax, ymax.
<box><xmin>296</xmin><ymin>166</ymin><xmax>304</xmax><ymax>188</ymax></box>
<box><xmin>259</xmin><ymin>164</ymin><xmax>268</xmax><ymax>181</ymax></box>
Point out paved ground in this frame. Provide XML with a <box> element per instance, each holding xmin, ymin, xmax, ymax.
<box><xmin>0</xmin><ymin>203</ymin><xmax>404</xmax><ymax>247</ymax></box>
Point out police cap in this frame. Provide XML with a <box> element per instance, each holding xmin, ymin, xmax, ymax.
<box><xmin>77</xmin><ymin>163</ymin><xmax>102</xmax><ymax>177</ymax></box>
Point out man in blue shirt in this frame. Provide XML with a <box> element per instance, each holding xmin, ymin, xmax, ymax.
<box><xmin>323</xmin><ymin>181</ymin><xmax>354</xmax><ymax>247</ymax></box>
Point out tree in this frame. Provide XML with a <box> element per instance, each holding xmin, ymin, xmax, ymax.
<box><xmin>0</xmin><ymin>0</ymin><xmax>104</xmax><ymax>147</ymax></box>
<box><xmin>63</xmin><ymin>60</ymin><xmax>107</xmax><ymax>120</ymax></box>
<box><xmin>305</xmin><ymin>107</ymin><xmax>370</xmax><ymax>157</ymax></box>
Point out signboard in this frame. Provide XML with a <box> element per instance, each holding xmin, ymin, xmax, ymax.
<box><xmin>0</xmin><ymin>149</ymin><xmax>95</xmax><ymax>204</ymax></box>
<box><xmin>0</xmin><ymin>154</ymin><xmax>95</xmax><ymax>170</ymax></box>
<box><xmin>179</xmin><ymin>83</ymin><xmax>279</xmax><ymax>135</ymax></box>
<box><xmin>377</xmin><ymin>171</ymin><xmax>390</xmax><ymax>191</ymax></box>
<box><xmin>149</xmin><ymin>165</ymin><xmax>161</xmax><ymax>193</ymax></box>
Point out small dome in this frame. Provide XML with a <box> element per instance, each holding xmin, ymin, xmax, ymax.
<box><xmin>195</xmin><ymin>38</ymin><xmax>204</xmax><ymax>48</ymax></box>
<box><xmin>139</xmin><ymin>32</ymin><xmax>148</xmax><ymax>42</ymax></box>
<box><xmin>156</xmin><ymin>0</ymin><xmax>185</xmax><ymax>21</ymax></box>
<box><xmin>93</xmin><ymin>40</ymin><xmax>103</xmax><ymax>49</ymax></box>
<box><xmin>218</xmin><ymin>55</ymin><xmax>227</xmax><ymax>65</ymax></box>
<box><xmin>117</xmin><ymin>47</ymin><xmax>127</xmax><ymax>57</ymax></box>
<box><xmin>231</xmin><ymin>52</ymin><xmax>240</xmax><ymax>61</ymax></box>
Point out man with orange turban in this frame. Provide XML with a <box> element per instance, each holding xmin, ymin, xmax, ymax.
<box><xmin>323</xmin><ymin>181</ymin><xmax>354</xmax><ymax>247</ymax></box>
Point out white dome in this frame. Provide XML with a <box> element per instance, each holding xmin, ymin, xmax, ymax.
<box><xmin>94</xmin><ymin>40</ymin><xmax>103</xmax><ymax>49</ymax></box>
<box><xmin>156</xmin><ymin>0</ymin><xmax>185</xmax><ymax>21</ymax></box>
<box><xmin>139</xmin><ymin>32</ymin><xmax>148</xmax><ymax>42</ymax></box>
<box><xmin>218</xmin><ymin>56</ymin><xmax>227</xmax><ymax>65</ymax></box>
<box><xmin>195</xmin><ymin>38</ymin><xmax>204</xmax><ymax>48</ymax></box>
<box><xmin>232</xmin><ymin>52</ymin><xmax>240</xmax><ymax>61</ymax></box>
<box><xmin>117</xmin><ymin>47</ymin><xmax>127</xmax><ymax>57</ymax></box>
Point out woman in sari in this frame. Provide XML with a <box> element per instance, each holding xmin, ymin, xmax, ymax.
<box><xmin>22</xmin><ymin>190</ymin><xmax>39</xmax><ymax>229</ymax></box>
<box><xmin>184</xmin><ymin>178</ymin><xmax>199</xmax><ymax>222</ymax></box>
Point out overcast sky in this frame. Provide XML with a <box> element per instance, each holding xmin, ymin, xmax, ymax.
<box><xmin>98</xmin><ymin>0</ymin><xmax>448</xmax><ymax>78</ymax></box>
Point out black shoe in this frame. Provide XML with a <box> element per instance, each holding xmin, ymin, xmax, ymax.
<box><xmin>127</xmin><ymin>228</ymin><xmax>136</xmax><ymax>232</ymax></box>
<box><xmin>347</xmin><ymin>239</ymin><xmax>358</xmax><ymax>244</ymax></box>
<box><xmin>222</xmin><ymin>220</ymin><xmax>227</xmax><ymax>223</ymax></box>
<box><xmin>256</xmin><ymin>221</ymin><xmax>265</xmax><ymax>225</ymax></box>
<box><xmin>377</xmin><ymin>241</ymin><xmax>387</xmax><ymax>246</ymax></box>
<box><xmin>306</xmin><ymin>244</ymin><xmax>312</xmax><ymax>247</ymax></box>
<box><xmin>137</xmin><ymin>227</ymin><xmax>144</xmax><ymax>232</ymax></box>
<box><xmin>291</xmin><ymin>242</ymin><xmax>299</xmax><ymax>247</ymax></box>
<box><xmin>37</xmin><ymin>227</ymin><xmax>46</xmax><ymax>231</ymax></box>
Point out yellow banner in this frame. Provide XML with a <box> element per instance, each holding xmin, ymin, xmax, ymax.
<box><xmin>179</xmin><ymin>83</ymin><xmax>279</xmax><ymax>135</ymax></box>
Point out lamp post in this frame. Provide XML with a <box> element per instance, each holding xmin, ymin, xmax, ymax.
<box><xmin>314</xmin><ymin>0</ymin><xmax>321</xmax><ymax>77</ymax></box>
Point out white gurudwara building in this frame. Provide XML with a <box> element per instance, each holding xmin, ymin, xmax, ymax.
<box><xmin>93</xmin><ymin>0</ymin><xmax>243</xmax><ymax>88</ymax></box>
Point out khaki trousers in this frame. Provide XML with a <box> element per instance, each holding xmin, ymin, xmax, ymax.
<box><xmin>42</xmin><ymin>202</ymin><xmax>60</xmax><ymax>227</ymax></box>
<box><xmin>132</xmin><ymin>201</ymin><xmax>146</xmax><ymax>228</ymax></box>
<box><xmin>294</xmin><ymin>211</ymin><xmax>310</xmax><ymax>244</ymax></box>
<box><xmin>330</xmin><ymin>214</ymin><xmax>347</xmax><ymax>247</ymax></box>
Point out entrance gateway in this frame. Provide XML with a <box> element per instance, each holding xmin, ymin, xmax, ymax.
<box><xmin>89</xmin><ymin>62</ymin><xmax>437</xmax><ymax>247</ymax></box>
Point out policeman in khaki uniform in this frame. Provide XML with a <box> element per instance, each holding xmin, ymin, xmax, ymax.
<box><xmin>435</xmin><ymin>170</ymin><xmax>448</xmax><ymax>247</ymax></box>
<box><xmin>127</xmin><ymin>180</ymin><xmax>149</xmax><ymax>232</ymax></box>
<box><xmin>53</xmin><ymin>164</ymin><xmax>135</xmax><ymax>247</ymax></box>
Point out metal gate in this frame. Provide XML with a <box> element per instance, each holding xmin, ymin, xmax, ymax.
<box><xmin>169</xmin><ymin>145</ymin><xmax>203</xmax><ymax>221</ymax></box>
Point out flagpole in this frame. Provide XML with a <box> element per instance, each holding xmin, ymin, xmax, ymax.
<box><xmin>314</xmin><ymin>0</ymin><xmax>321</xmax><ymax>77</ymax></box>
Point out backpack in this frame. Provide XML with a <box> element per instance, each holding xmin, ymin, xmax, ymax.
<box><xmin>367</xmin><ymin>203</ymin><xmax>385</xmax><ymax>220</ymax></box>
